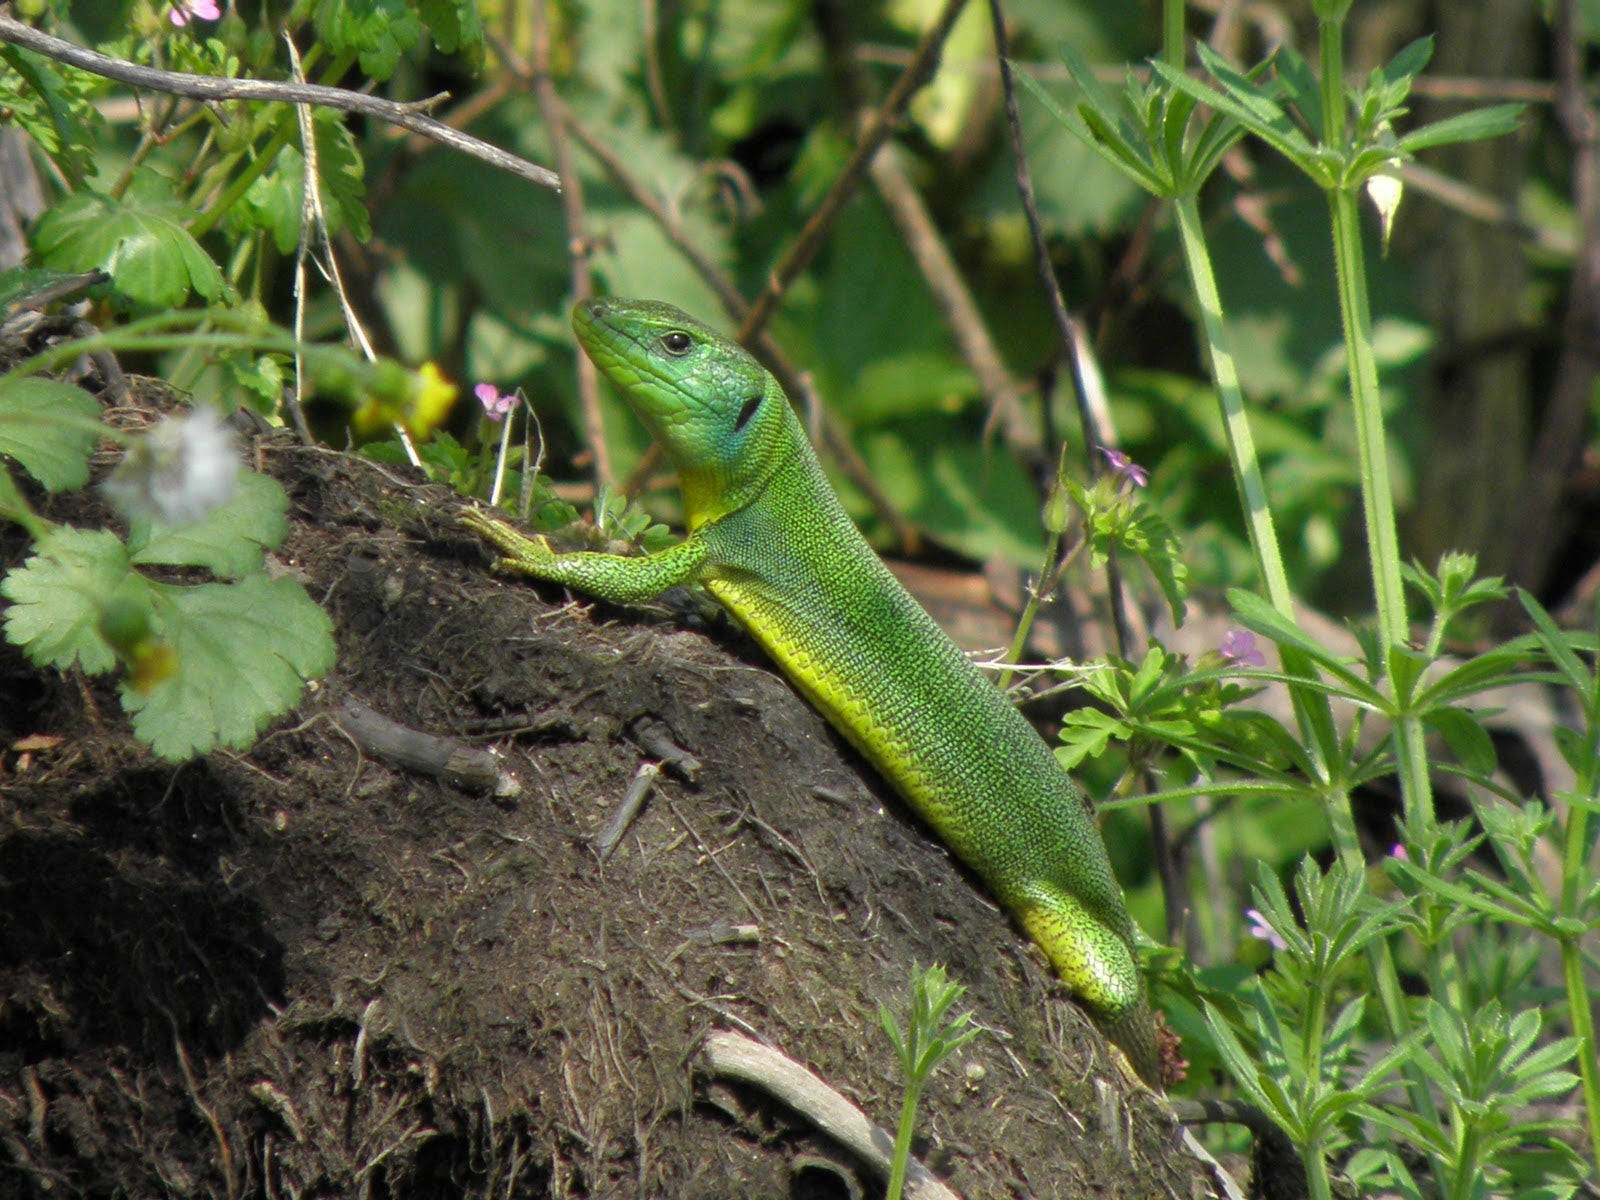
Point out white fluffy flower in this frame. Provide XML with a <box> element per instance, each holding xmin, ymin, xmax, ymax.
<box><xmin>103</xmin><ymin>407</ymin><xmax>241</xmax><ymax>527</ymax></box>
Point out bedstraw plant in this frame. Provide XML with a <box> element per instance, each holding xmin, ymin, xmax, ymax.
<box><xmin>1022</xmin><ymin>1</ymin><xmax>1593</xmax><ymax>1194</ymax></box>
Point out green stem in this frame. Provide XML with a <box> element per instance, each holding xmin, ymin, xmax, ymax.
<box><xmin>1559</xmin><ymin>738</ymin><xmax>1600</xmax><ymax>1167</ymax></box>
<box><xmin>1560</xmin><ymin>933</ymin><xmax>1600</xmax><ymax>1171</ymax></box>
<box><xmin>189</xmin><ymin>118</ymin><xmax>299</xmax><ymax>237</ymax></box>
<box><xmin>1329</xmin><ymin>189</ymin><xmax>1435</xmax><ymax>846</ymax></box>
<box><xmin>1162</xmin><ymin>0</ymin><xmax>1185</xmax><ymax>69</ymax></box>
<box><xmin>1171</xmin><ymin>194</ymin><xmax>1344</xmax><ymax>784</ymax></box>
<box><xmin>1304</xmin><ymin>1142</ymin><xmax>1335</xmax><ymax>1200</ymax></box>
<box><xmin>1448</xmin><ymin>1121</ymin><xmax>1480</xmax><ymax>1200</ymax></box>
<box><xmin>0</xmin><ymin>470</ymin><xmax>50</xmax><ymax>539</ymax></box>
<box><xmin>1317</xmin><ymin>19</ymin><xmax>1451</xmax><ymax>1191</ymax></box>
<box><xmin>1172</xmin><ymin>197</ymin><xmax>1295</xmax><ymax>621</ymax></box>
<box><xmin>884</xmin><ymin>1080</ymin><xmax>922</xmax><ymax>1200</ymax></box>
<box><xmin>188</xmin><ymin>47</ymin><xmax>346</xmax><ymax>238</ymax></box>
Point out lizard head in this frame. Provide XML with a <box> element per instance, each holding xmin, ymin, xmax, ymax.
<box><xmin>572</xmin><ymin>297</ymin><xmax>791</xmax><ymax>522</ymax></box>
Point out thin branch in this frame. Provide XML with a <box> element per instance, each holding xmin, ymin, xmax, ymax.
<box><xmin>0</xmin><ymin>12</ymin><xmax>561</xmax><ymax>191</ymax></box>
<box><xmin>530</xmin><ymin>0</ymin><xmax>609</xmax><ymax>487</ymax></box>
<box><xmin>868</xmin><ymin>139</ymin><xmax>1039</xmax><ymax>461</ymax></box>
<box><xmin>736</xmin><ymin>0</ymin><xmax>970</xmax><ymax>343</ymax></box>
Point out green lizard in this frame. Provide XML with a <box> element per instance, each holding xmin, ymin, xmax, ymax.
<box><xmin>461</xmin><ymin>297</ymin><xmax>1161</xmax><ymax>1084</ymax></box>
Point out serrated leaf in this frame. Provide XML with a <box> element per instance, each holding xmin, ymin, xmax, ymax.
<box><xmin>127</xmin><ymin>470</ymin><xmax>288</xmax><ymax>579</ymax></box>
<box><xmin>0</xmin><ymin>377</ymin><xmax>103</xmax><ymax>490</ymax></box>
<box><xmin>0</xmin><ymin>527</ymin><xmax>131</xmax><ymax>673</ymax></box>
<box><xmin>0</xmin><ymin>45</ymin><xmax>99</xmax><ymax>183</ymax></box>
<box><xmin>122</xmin><ymin>573</ymin><xmax>335</xmax><ymax>760</ymax></box>
<box><xmin>29</xmin><ymin>181</ymin><xmax>225</xmax><ymax>311</ymax></box>
<box><xmin>312</xmin><ymin>0</ymin><xmax>424</xmax><ymax>79</ymax></box>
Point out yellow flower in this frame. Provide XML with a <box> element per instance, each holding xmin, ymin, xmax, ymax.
<box><xmin>406</xmin><ymin>362</ymin><xmax>458</xmax><ymax>439</ymax></box>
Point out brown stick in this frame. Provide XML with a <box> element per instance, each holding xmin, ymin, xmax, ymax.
<box><xmin>736</xmin><ymin>0</ymin><xmax>970</xmax><ymax>344</ymax></box>
<box><xmin>529</xmin><ymin>0</ymin><xmax>610</xmax><ymax>487</ymax></box>
<box><xmin>697</xmin><ymin>1030</ymin><xmax>964</xmax><ymax>1200</ymax></box>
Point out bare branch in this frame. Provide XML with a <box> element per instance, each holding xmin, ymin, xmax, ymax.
<box><xmin>0</xmin><ymin>12</ymin><xmax>561</xmax><ymax>192</ymax></box>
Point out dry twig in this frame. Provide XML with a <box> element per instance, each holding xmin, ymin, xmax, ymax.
<box><xmin>0</xmin><ymin>12</ymin><xmax>560</xmax><ymax>191</ymax></box>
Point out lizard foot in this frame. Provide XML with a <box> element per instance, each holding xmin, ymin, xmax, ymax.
<box><xmin>457</xmin><ymin>507</ymin><xmax>556</xmax><ymax>574</ymax></box>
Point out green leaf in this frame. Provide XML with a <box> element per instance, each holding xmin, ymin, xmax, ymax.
<box><xmin>1056</xmin><ymin>708</ymin><xmax>1130</xmax><ymax>768</ymax></box>
<box><xmin>127</xmin><ymin>471</ymin><xmax>289</xmax><ymax>580</ymax></box>
<box><xmin>1013</xmin><ymin>60</ymin><xmax>1165</xmax><ymax>196</ymax></box>
<box><xmin>29</xmin><ymin>180</ymin><xmax>226</xmax><ymax>311</ymax></box>
<box><xmin>122</xmin><ymin>573</ymin><xmax>335</xmax><ymax>760</ymax></box>
<box><xmin>418</xmin><ymin>0</ymin><xmax>483</xmax><ymax>55</ymax></box>
<box><xmin>312</xmin><ymin>0</ymin><xmax>424</xmax><ymax>79</ymax></box>
<box><xmin>1425</xmin><ymin>707</ymin><xmax>1498</xmax><ymax>778</ymax></box>
<box><xmin>847</xmin><ymin>351</ymin><xmax>978</xmax><ymax>423</ymax></box>
<box><xmin>234</xmin><ymin>113</ymin><xmax>370</xmax><ymax>252</ymax></box>
<box><xmin>1</xmin><ymin>527</ymin><xmax>131</xmax><ymax>674</ymax></box>
<box><xmin>1226</xmin><ymin>588</ymin><xmax>1385</xmax><ymax>705</ymax></box>
<box><xmin>1397</xmin><ymin>105</ymin><xmax>1524</xmax><ymax>155</ymax></box>
<box><xmin>1381</xmin><ymin>36</ymin><xmax>1435</xmax><ymax>86</ymax></box>
<box><xmin>0</xmin><ymin>377</ymin><xmax>103</xmax><ymax>491</ymax></box>
<box><xmin>0</xmin><ymin>45</ymin><xmax>99</xmax><ymax>184</ymax></box>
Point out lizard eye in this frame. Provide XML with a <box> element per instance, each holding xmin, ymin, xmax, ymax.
<box><xmin>660</xmin><ymin>330</ymin><xmax>694</xmax><ymax>356</ymax></box>
<box><xmin>733</xmin><ymin>394</ymin><xmax>762</xmax><ymax>432</ymax></box>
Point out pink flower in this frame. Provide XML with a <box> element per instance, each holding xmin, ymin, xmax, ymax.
<box><xmin>1219</xmin><ymin>629</ymin><xmax>1266</xmax><ymax>669</ymax></box>
<box><xmin>169</xmin><ymin>0</ymin><xmax>222</xmax><ymax>25</ymax></box>
<box><xmin>1098</xmin><ymin>445</ymin><xmax>1150</xmax><ymax>488</ymax></box>
<box><xmin>1244</xmin><ymin>908</ymin><xmax>1287</xmax><ymax>951</ymax></box>
<box><xmin>474</xmin><ymin>383</ymin><xmax>519</xmax><ymax>421</ymax></box>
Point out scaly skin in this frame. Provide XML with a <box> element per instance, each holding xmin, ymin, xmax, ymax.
<box><xmin>461</xmin><ymin>297</ymin><xmax>1160</xmax><ymax>1083</ymax></box>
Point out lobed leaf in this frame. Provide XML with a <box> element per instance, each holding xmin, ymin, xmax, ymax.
<box><xmin>0</xmin><ymin>377</ymin><xmax>103</xmax><ymax>491</ymax></box>
<box><xmin>122</xmin><ymin>573</ymin><xmax>334</xmax><ymax>761</ymax></box>
<box><xmin>0</xmin><ymin>527</ymin><xmax>131</xmax><ymax>674</ymax></box>
<box><xmin>29</xmin><ymin>182</ymin><xmax>225</xmax><ymax>311</ymax></box>
<box><xmin>128</xmin><ymin>471</ymin><xmax>289</xmax><ymax>580</ymax></box>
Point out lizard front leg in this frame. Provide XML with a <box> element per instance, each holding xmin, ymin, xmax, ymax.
<box><xmin>459</xmin><ymin>508</ymin><xmax>711</xmax><ymax>604</ymax></box>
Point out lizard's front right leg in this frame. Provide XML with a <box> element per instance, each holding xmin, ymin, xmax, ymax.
<box><xmin>458</xmin><ymin>508</ymin><xmax>711</xmax><ymax>605</ymax></box>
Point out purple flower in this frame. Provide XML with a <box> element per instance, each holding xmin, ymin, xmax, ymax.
<box><xmin>475</xmin><ymin>382</ymin><xmax>519</xmax><ymax>421</ymax></box>
<box><xmin>169</xmin><ymin>0</ymin><xmax>222</xmax><ymax>26</ymax></box>
<box><xmin>1098</xmin><ymin>446</ymin><xmax>1149</xmax><ymax>488</ymax></box>
<box><xmin>1219</xmin><ymin>629</ymin><xmax>1266</xmax><ymax>668</ymax></box>
<box><xmin>1244</xmin><ymin>908</ymin><xmax>1287</xmax><ymax>951</ymax></box>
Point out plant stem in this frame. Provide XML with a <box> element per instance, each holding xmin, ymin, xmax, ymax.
<box><xmin>1171</xmin><ymin>194</ymin><xmax>1345</xmax><ymax>783</ymax></box>
<box><xmin>1559</xmin><ymin>727</ymin><xmax>1600</xmax><ymax>1166</ymax></box>
<box><xmin>188</xmin><ymin>46</ymin><xmax>344</xmax><ymax>238</ymax></box>
<box><xmin>884</xmin><ymin>1079</ymin><xmax>922</xmax><ymax>1200</ymax></box>
<box><xmin>1162</xmin><ymin>0</ymin><xmax>1185</xmax><ymax>69</ymax></box>
<box><xmin>1560</xmin><ymin>933</ymin><xmax>1600</xmax><ymax>1169</ymax></box>
<box><xmin>1316</xmin><ymin>19</ymin><xmax>1453</xmax><ymax>1190</ymax></box>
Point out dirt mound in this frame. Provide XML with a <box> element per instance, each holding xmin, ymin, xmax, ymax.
<box><xmin>0</xmin><ymin>432</ymin><xmax>1214</xmax><ymax>1198</ymax></box>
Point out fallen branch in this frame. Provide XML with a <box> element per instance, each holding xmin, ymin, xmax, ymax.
<box><xmin>697</xmin><ymin>1029</ymin><xmax>964</xmax><ymax>1200</ymax></box>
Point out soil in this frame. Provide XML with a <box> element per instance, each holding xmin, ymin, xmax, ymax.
<box><xmin>0</xmin><ymin>421</ymin><xmax>1222</xmax><ymax>1198</ymax></box>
